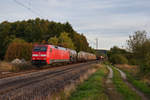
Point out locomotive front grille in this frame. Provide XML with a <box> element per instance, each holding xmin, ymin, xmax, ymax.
<box><xmin>32</xmin><ymin>60</ymin><xmax>47</xmax><ymax>65</ymax></box>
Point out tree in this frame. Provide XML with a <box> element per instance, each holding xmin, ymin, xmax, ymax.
<box><xmin>12</xmin><ymin>38</ymin><xmax>26</xmax><ymax>43</ymax></box>
<box><xmin>58</xmin><ymin>32</ymin><xmax>75</xmax><ymax>49</ymax></box>
<box><xmin>138</xmin><ymin>40</ymin><xmax>150</xmax><ymax>72</ymax></box>
<box><xmin>108</xmin><ymin>46</ymin><xmax>129</xmax><ymax>64</ymax></box>
<box><xmin>48</xmin><ymin>36</ymin><xmax>59</xmax><ymax>45</ymax></box>
<box><xmin>5</xmin><ymin>38</ymin><xmax>32</xmax><ymax>61</ymax></box>
<box><xmin>127</xmin><ymin>30</ymin><xmax>150</xmax><ymax>73</ymax></box>
<box><xmin>127</xmin><ymin>30</ymin><xmax>147</xmax><ymax>53</ymax></box>
<box><xmin>0</xmin><ymin>18</ymin><xmax>93</xmax><ymax>59</ymax></box>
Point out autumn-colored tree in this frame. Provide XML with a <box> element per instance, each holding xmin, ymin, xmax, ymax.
<box><xmin>58</xmin><ymin>32</ymin><xmax>75</xmax><ymax>49</ymax></box>
<box><xmin>12</xmin><ymin>38</ymin><xmax>26</xmax><ymax>43</ymax></box>
<box><xmin>0</xmin><ymin>18</ymin><xmax>94</xmax><ymax>59</ymax></box>
<box><xmin>5</xmin><ymin>38</ymin><xmax>32</xmax><ymax>61</ymax></box>
<box><xmin>48</xmin><ymin>36</ymin><xmax>59</xmax><ymax>45</ymax></box>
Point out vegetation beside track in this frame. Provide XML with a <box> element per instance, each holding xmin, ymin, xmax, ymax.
<box><xmin>115</xmin><ymin>64</ymin><xmax>150</xmax><ymax>98</ymax></box>
<box><xmin>112</xmin><ymin>66</ymin><xmax>141</xmax><ymax>100</ymax></box>
<box><xmin>0</xmin><ymin>61</ymin><xmax>34</xmax><ymax>72</ymax></box>
<box><xmin>126</xmin><ymin>72</ymin><xmax>150</xmax><ymax>98</ymax></box>
<box><xmin>69</xmin><ymin>64</ymin><xmax>109</xmax><ymax>100</ymax></box>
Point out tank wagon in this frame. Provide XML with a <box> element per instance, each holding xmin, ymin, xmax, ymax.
<box><xmin>67</xmin><ymin>49</ymin><xmax>77</xmax><ymax>63</ymax></box>
<box><xmin>32</xmin><ymin>44</ymin><xmax>96</xmax><ymax>65</ymax></box>
<box><xmin>77</xmin><ymin>51</ymin><xmax>96</xmax><ymax>62</ymax></box>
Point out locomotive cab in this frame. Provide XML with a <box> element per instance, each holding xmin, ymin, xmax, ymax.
<box><xmin>32</xmin><ymin>45</ymin><xmax>70</xmax><ymax>65</ymax></box>
<box><xmin>32</xmin><ymin>45</ymin><xmax>48</xmax><ymax>65</ymax></box>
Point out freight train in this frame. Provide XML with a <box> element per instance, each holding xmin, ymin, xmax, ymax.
<box><xmin>32</xmin><ymin>44</ymin><xmax>96</xmax><ymax>65</ymax></box>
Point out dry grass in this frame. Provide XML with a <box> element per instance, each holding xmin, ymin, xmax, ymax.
<box><xmin>142</xmin><ymin>73</ymin><xmax>150</xmax><ymax>85</ymax></box>
<box><xmin>115</xmin><ymin>64</ymin><xmax>150</xmax><ymax>97</ymax></box>
<box><xmin>115</xmin><ymin>64</ymin><xmax>150</xmax><ymax>84</ymax></box>
<box><xmin>0</xmin><ymin>61</ymin><xmax>33</xmax><ymax>72</ymax></box>
<box><xmin>0</xmin><ymin>61</ymin><xmax>14</xmax><ymax>71</ymax></box>
<box><xmin>115</xmin><ymin>64</ymin><xmax>139</xmax><ymax>76</ymax></box>
<box><xmin>92</xmin><ymin>64</ymin><xmax>103</xmax><ymax>69</ymax></box>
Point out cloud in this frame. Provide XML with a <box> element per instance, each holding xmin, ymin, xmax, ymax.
<box><xmin>86</xmin><ymin>33</ymin><xmax>128</xmax><ymax>50</ymax></box>
<box><xmin>0</xmin><ymin>0</ymin><xmax>150</xmax><ymax>49</ymax></box>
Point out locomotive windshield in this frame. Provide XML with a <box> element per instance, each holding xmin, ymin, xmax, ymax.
<box><xmin>33</xmin><ymin>46</ymin><xmax>47</xmax><ymax>52</ymax></box>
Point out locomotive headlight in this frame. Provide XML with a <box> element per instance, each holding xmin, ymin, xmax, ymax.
<box><xmin>41</xmin><ymin>54</ymin><xmax>46</xmax><ymax>57</ymax></box>
<box><xmin>32</xmin><ymin>54</ymin><xmax>38</xmax><ymax>56</ymax></box>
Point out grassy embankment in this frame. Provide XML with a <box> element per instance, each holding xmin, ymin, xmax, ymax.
<box><xmin>112</xmin><ymin>66</ymin><xmax>141</xmax><ymax>100</ymax></box>
<box><xmin>116</xmin><ymin>64</ymin><xmax>150</xmax><ymax>98</ymax></box>
<box><xmin>69</xmin><ymin>64</ymin><xmax>109</xmax><ymax>100</ymax></box>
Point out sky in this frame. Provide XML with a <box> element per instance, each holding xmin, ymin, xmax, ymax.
<box><xmin>1</xmin><ymin>0</ymin><xmax>150</xmax><ymax>50</ymax></box>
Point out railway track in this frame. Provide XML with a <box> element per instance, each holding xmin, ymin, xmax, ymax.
<box><xmin>0</xmin><ymin>61</ymin><xmax>98</xmax><ymax>100</ymax></box>
<box><xmin>0</xmin><ymin>70</ymin><xmax>37</xmax><ymax>79</ymax></box>
<box><xmin>0</xmin><ymin>61</ymin><xmax>94</xmax><ymax>79</ymax></box>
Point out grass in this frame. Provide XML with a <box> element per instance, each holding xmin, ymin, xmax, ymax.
<box><xmin>0</xmin><ymin>61</ymin><xmax>34</xmax><ymax>72</ymax></box>
<box><xmin>115</xmin><ymin>64</ymin><xmax>139</xmax><ymax>76</ymax></box>
<box><xmin>0</xmin><ymin>61</ymin><xmax>14</xmax><ymax>71</ymax></box>
<box><xmin>124</xmin><ymin>71</ymin><xmax>150</xmax><ymax>98</ymax></box>
<box><xmin>115</xmin><ymin>64</ymin><xmax>150</xmax><ymax>98</ymax></box>
<box><xmin>69</xmin><ymin>65</ymin><xmax>109</xmax><ymax>100</ymax></box>
<box><xmin>112</xmin><ymin>66</ymin><xmax>141</xmax><ymax>100</ymax></box>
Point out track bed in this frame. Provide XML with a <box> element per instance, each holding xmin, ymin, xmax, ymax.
<box><xmin>0</xmin><ymin>61</ymin><xmax>97</xmax><ymax>100</ymax></box>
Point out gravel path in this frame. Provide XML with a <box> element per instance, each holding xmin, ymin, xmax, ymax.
<box><xmin>114</xmin><ymin>67</ymin><xmax>148</xmax><ymax>100</ymax></box>
<box><xmin>106</xmin><ymin>66</ymin><xmax>113</xmax><ymax>83</ymax></box>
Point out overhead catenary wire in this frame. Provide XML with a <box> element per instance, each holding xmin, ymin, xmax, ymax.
<box><xmin>13</xmin><ymin>0</ymin><xmax>42</xmax><ymax>17</ymax></box>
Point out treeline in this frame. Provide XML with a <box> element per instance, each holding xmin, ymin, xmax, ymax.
<box><xmin>0</xmin><ymin>18</ymin><xmax>94</xmax><ymax>60</ymax></box>
<box><xmin>108</xmin><ymin>30</ymin><xmax>150</xmax><ymax>75</ymax></box>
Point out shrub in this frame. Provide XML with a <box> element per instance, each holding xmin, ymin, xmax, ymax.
<box><xmin>11</xmin><ymin>62</ymin><xmax>33</xmax><ymax>72</ymax></box>
<box><xmin>110</xmin><ymin>54</ymin><xmax>128</xmax><ymax>64</ymax></box>
<box><xmin>128</xmin><ymin>58</ymin><xmax>137</xmax><ymax>65</ymax></box>
<box><xmin>5</xmin><ymin>39</ymin><xmax>32</xmax><ymax>61</ymax></box>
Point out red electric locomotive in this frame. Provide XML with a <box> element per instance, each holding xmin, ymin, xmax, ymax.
<box><xmin>32</xmin><ymin>45</ymin><xmax>70</xmax><ymax>65</ymax></box>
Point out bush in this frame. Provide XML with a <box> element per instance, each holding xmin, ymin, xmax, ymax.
<box><xmin>128</xmin><ymin>58</ymin><xmax>137</xmax><ymax>65</ymax></box>
<box><xmin>0</xmin><ymin>61</ymin><xmax>33</xmax><ymax>72</ymax></box>
<box><xmin>110</xmin><ymin>54</ymin><xmax>128</xmax><ymax>64</ymax></box>
<box><xmin>11</xmin><ymin>62</ymin><xmax>33</xmax><ymax>72</ymax></box>
<box><xmin>5</xmin><ymin>39</ymin><xmax>32</xmax><ymax>61</ymax></box>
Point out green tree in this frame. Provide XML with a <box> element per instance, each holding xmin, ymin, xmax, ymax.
<box><xmin>48</xmin><ymin>36</ymin><xmax>59</xmax><ymax>45</ymax></box>
<box><xmin>127</xmin><ymin>30</ymin><xmax>150</xmax><ymax>73</ymax></box>
<box><xmin>127</xmin><ymin>30</ymin><xmax>147</xmax><ymax>53</ymax></box>
<box><xmin>108</xmin><ymin>46</ymin><xmax>130</xmax><ymax>64</ymax></box>
<box><xmin>12</xmin><ymin>38</ymin><xmax>26</xmax><ymax>43</ymax></box>
<box><xmin>58</xmin><ymin>32</ymin><xmax>75</xmax><ymax>49</ymax></box>
<box><xmin>0</xmin><ymin>18</ymin><xmax>93</xmax><ymax>59</ymax></box>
